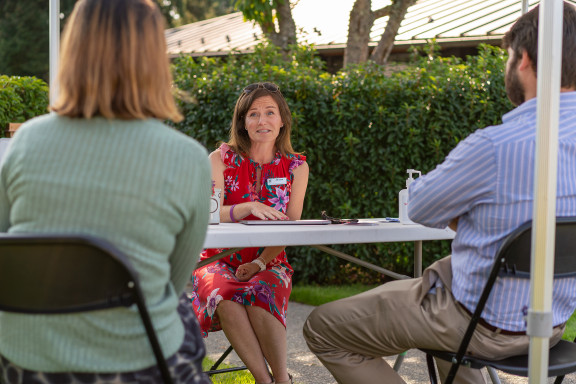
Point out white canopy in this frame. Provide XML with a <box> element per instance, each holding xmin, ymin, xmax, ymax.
<box><xmin>49</xmin><ymin>0</ymin><xmax>59</xmax><ymax>105</ymax></box>
<box><xmin>48</xmin><ymin>1</ymin><xmax>565</xmax><ymax>382</ymax></box>
<box><xmin>528</xmin><ymin>0</ymin><xmax>563</xmax><ymax>381</ymax></box>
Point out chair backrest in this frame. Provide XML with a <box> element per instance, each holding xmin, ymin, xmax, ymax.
<box><xmin>497</xmin><ymin>217</ymin><xmax>576</xmax><ymax>279</ymax></box>
<box><xmin>473</xmin><ymin>217</ymin><xmax>576</xmax><ymax>318</ymax></box>
<box><xmin>0</xmin><ymin>234</ymin><xmax>139</xmax><ymax>314</ymax></box>
<box><xmin>0</xmin><ymin>233</ymin><xmax>173</xmax><ymax>384</ymax></box>
<box><xmin>441</xmin><ymin>217</ymin><xmax>576</xmax><ymax>382</ymax></box>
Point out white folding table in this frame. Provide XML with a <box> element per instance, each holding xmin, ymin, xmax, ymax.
<box><xmin>201</xmin><ymin>220</ymin><xmax>455</xmax><ymax>278</ymax></box>
<box><xmin>200</xmin><ymin>219</ymin><xmax>455</xmax><ymax>372</ymax></box>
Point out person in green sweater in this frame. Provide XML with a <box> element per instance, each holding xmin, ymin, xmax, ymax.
<box><xmin>0</xmin><ymin>0</ymin><xmax>211</xmax><ymax>383</ymax></box>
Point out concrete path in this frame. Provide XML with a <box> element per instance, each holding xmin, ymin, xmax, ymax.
<box><xmin>204</xmin><ymin>301</ymin><xmax>576</xmax><ymax>384</ymax></box>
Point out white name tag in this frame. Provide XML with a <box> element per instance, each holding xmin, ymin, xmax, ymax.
<box><xmin>267</xmin><ymin>177</ymin><xmax>287</xmax><ymax>186</ymax></box>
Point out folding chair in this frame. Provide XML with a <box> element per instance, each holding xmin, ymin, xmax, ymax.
<box><xmin>420</xmin><ymin>217</ymin><xmax>576</xmax><ymax>384</ymax></box>
<box><xmin>205</xmin><ymin>344</ymin><xmax>248</xmax><ymax>376</ymax></box>
<box><xmin>0</xmin><ymin>234</ymin><xmax>173</xmax><ymax>384</ymax></box>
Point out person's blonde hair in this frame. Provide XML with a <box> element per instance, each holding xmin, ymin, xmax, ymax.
<box><xmin>51</xmin><ymin>0</ymin><xmax>182</xmax><ymax>122</ymax></box>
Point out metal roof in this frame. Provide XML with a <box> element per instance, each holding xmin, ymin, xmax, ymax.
<box><xmin>165</xmin><ymin>12</ymin><xmax>262</xmax><ymax>57</ymax></box>
<box><xmin>165</xmin><ymin>0</ymin><xmax>576</xmax><ymax>57</ymax></box>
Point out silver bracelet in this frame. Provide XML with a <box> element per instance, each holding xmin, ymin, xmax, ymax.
<box><xmin>252</xmin><ymin>257</ymin><xmax>266</xmax><ymax>272</ymax></box>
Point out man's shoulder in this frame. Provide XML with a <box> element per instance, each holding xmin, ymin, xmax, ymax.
<box><xmin>474</xmin><ymin>112</ymin><xmax>535</xmax><ymax>147</ymax></box>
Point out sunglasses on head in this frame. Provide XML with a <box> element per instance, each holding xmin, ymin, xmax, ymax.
<box><xmin>243</xmin><ymin>82</ymin><xmax>280</xmax><ymax>94</ymax></box>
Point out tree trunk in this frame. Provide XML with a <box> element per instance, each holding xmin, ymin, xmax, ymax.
<box><xmin>344</xmin><ymin>0</ymin><xmax>374</xmax><ymax>66</ymax></box>
<box><xmin>370</xmin><ymin>0</ymin><xmax>415</xmax><ymax>65</ymax></box>
<box><xmin>266</xmin><ymin>0</ymin><xmax>296</xmax><ymax>51</ymax></box>
<box><xmin>258</xmin><ymin>11</ymin><xmax>276</xmax><ymax>37</ymax></box>
<box><xmin>276</xmin><ymin>0</ymin><xmax>297</xmax><ymax>47</ymax></box>
<box><xmin>344</xmin><ymin>1</ymin><xmax>391</xmax><ymax>67</ymax></box>
<box><xmin>236</xmin><ymin>0</ymin><xmax>296</xmax><ymax>55</ymax></box>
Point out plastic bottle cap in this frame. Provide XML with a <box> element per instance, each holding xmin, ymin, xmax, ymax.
<box><xmin>405</xmin><ymin>169</ymin><xmax>421</xmax><ymax>187</ymax></box>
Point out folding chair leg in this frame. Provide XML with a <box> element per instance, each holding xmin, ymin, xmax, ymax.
<box><xmin>393</xmin><ymin>351</ymin><xmax>407</xmax><ymax>372</ymax></box>
<box><xmin>205</xmin><ymin>344</ymin><xmax>248</xmax><ymax>376</ymax></box>
<box><xmin>135</xmin><ymin>301</ymin><xmax>173</xmax><ymax>384</ymax></box>
<box><xmin>554</xmin><ymin>375</ymin><xmax>566</xmax><ymax>384</ymax></box>
<box><xmin>425</xmin><ymin>354</ymin><xmax>439</xmax><ymax>384</ymax></box>
<box><xmin>210</xmin><ymin>345</ymin><xmax>234</xmax><ymax>371</ymax></box>
<box><xmin>486</xmin><ymin>367</ymin><xmax>501</xmax><ymax>384</ymax></box>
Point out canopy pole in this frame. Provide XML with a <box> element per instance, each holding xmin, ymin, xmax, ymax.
<box><xmin>49</xmin><ymin>0</ymin><xmax>60</xmax><ymax>105</ymax></box>
<box><xmin>522</xmin><ymin>0</ymin><xmax>530</xmax><ymax>14</ymax></box>
<box><xmin>528</xmin><ymin>0</ymin><xmax>563</xmax><ymax>382</ymax></box>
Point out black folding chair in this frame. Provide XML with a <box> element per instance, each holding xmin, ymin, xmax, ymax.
<box><xmin>205</xmin><ymin>344</ymin><xmax>248</xmax><ymax>376</ymax></box>
<box><xmin>420</xmin><ymin>217</ymin><xmax>576</xmax><ymax>384</ymax></box>
<box><xmin>0</xmin><ymin>234</ymin><xmax>173</xmax><ymax>384</ymax></box>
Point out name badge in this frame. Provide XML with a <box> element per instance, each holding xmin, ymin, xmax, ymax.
<box><xmin>267</xmin><ymin>177</ymin><xmax>287</xmax><ymax>186</ymax></box>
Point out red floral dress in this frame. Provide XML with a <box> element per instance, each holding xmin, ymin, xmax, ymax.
<box><xmin>190</xmin><ymin>143</ymin><xmax>306</xmax><ymax>337</ymax></box>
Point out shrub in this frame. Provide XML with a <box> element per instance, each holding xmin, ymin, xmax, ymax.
<box><xmin>171</xmin><ymin>43</ymin><xmax>513</xmax><ymax>284</ymax></box>
<box><xmin>0</xmin><ymin>75</ymin><xmax>49</xmax><ymax>135</ymax></box>
<box><xmin>0</xmin><ymin>45</ymin><xmax>513</xmax><ymax>285</ymax></box>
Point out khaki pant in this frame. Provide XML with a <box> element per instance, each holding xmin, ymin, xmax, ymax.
<box><xmin>303</xmin><ymin>256</ymin><xmax>564</xmax><ymax>384</ymax></box>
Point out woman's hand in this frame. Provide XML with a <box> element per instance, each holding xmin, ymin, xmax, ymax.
<box><xmin>235</xmin><ymin>262</ymin><xmax>261</xmax><ymax>282</ymax></box>
<box><xmin>249</xmin><ymin>202</ymin><xmax>289</xmax><ymax>221</ymax></box>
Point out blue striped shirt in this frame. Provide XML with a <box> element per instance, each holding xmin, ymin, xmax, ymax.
<box><xmin>408</xmin><ymin>92</ymin><xmax>576</xmax><ymax>331</ymax></box>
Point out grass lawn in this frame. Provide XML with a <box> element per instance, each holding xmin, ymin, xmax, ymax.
<box><xmin>563</xmin><ymin>311</ymin><xmax>576</xmax><ymax>341</ymax></box>
<box><xmin>289</xmin><ymin>283</ymin><xmax>379</xmax><ymax>306</ymax></box>
<box><xmin>202</xmin><ymin>359</ymin><xmax>254</xmax><ymax>384</ymax></box>
<box><xmin>204</xmin><ymin>283</ymin><xmax>576</xmax><ymax>383</ymax></box>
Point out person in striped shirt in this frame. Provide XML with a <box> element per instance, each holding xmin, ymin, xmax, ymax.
<box><xmin>304</xmin><ymin>3</ymin><xmax>576</xmax><ymax>383</ymax></box>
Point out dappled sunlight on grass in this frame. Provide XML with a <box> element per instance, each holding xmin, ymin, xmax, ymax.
<box><xmin>202</xmin><ymin>358</ymin><xmax>254</xmax><ymax>384</ymax></box>
<box><xmin>290</xmin><ymin>284</ymin><xmax>378</xmax><ymax>306</ymax></box>
<box><xmin>563</xmin><ymin>310</ymin><xmax>576</xmax><ymax>341</ymax></box>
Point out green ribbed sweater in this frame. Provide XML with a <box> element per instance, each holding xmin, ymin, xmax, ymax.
<box><xmin>0</xmin><ymin>114</ymin><xmax>211</xmax><ymax>372</ymax></box>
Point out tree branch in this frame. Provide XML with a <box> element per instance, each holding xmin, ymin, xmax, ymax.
<box><xmin>370</xmin><ymin>0</ymin><xmax>415</xmax><ymax>65</ymax></box>
<box><xmin>373</xmin><ymin>5</ymin><xmax>391</xmax><ymax>19</ymax></box>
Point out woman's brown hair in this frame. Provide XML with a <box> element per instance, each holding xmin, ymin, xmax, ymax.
<box><xmin>51</xmin><ymin>0</ymin><xmax>182</xmax><ymax>121</ymax></box>
<box><xmin>227</xmin><ymin>83</ymin><xmax>298</xmax><ymax>157</ymax></box>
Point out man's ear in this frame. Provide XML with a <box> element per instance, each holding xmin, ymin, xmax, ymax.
<box><xmin>518</xmin><ymin>50</ymin><xmax>533</xmax><ymax>71</ymax></box>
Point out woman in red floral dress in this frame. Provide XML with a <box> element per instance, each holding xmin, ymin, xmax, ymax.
<box><xmin>190</xmin><ymin>82</ymin><xmax>309</xmax><ymax>384</ymax></box>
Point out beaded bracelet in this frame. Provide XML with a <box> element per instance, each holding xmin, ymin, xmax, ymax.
<box><xmin>252</xmin><ymin>257</ymin><xmax>266</xmax><ymax>272</ymax></box>
<box><xmin>230</xmin><ymin>204</ymin><xmax>237</xmax><ymax>222</ymax></box>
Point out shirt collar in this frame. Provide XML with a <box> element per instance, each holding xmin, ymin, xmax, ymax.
<box><xmin>502</xmin><ymin>91</ymin><xmax>576</xmax><ymax>124</ymax></box>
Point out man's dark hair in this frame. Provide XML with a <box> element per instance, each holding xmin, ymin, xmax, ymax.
<box><xmin>503</xmin><ymin>2</ymin><xmax>576</xmax><ymax>89</ymax></box>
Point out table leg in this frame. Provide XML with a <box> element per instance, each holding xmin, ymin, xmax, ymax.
<box><xmin>414</xmin><ymin>240</ymin><xmax>423</xmax><ymax>277</ymax></box>
<box><xmin>395</xmin><ymin>241</ymin><xmax>423</xmax><ymax>373</ymax></box>
<box><xmin>196</xmin><ymin>248</ymin><xmax>243</xmax><ymax>268</ymax></box>
<box><xmin>311</xmin><ymin>245</ymin><xmax>411</xmax><ymax>280</ymax></box>
<box><xmin>486</xmin><ymin>367</ymin><xmax>502</xmax><ymax>384</ymax></box>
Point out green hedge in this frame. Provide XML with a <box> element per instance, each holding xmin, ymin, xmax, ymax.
<box><xmin>0</xmin><ymin>44</ymin><xmax>514</xmax><ymax>284</ymax></box>
<box><xmin>0</xmin><ymin>75</ymin><xmax>49</xmax><ymax>135</ymax></box>
<box><xmin>171</xmin><ymin>43</ymin><xmax>514</xmax><ymax>284</ymax></box>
